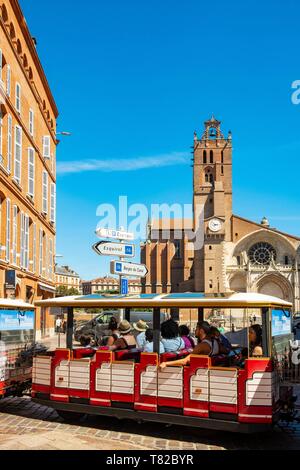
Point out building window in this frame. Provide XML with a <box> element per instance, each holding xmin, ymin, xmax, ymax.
<box><xmin>6</xmin><ymin>64</ymin><xmax>11</xmax><ymax>96</ymax></box>
<box><xmin>174</xmin><ymin>240</ymin><xmax>182</xmax><ymax>259</ymax></box>
<box><xmin>5</xmin><ymin>198</ymin><xmax>11</xmax><ymax>263</ymax></box>
<box><xmin>203</xmin><ymin>151</ymin><xmax>207</xmax><ymax>164</ymax></box>
<box><xmin>248</xmin><ymin>242</ymin><xmax>277</xmax><ymax>266</ymax></box>
<box><xmin>221</xmin><ymin>166</ymin><xmax>224</xmax><ymax>175</ymax></box>
<box><xmin>285</xmin><ymin>255</ymin><xmax>289</xmax><ymax>266</ymax></box>
<box><xmin>209</xmin><ymin>246</ymin><xmax>212</xmax><ymax>250</ymax></box>
<box><xmin>14</xmin><ymin>125</ymin><xmax>22</xmax><ymax>185</ymax></box>
<box><xmin>50</xmin><ymin>183</ymin><xmax>56</xmax><ymax>223</ymax></box>
<box><xmin>209</xmin><ymin>280</ymin><xmax>213</xmax><ymax>289</ymax></box>
<box><xmin>43</xmin><ymin>136</ymin><xmax>50</xmax><ymax>158</ymax></box>
<box><xmin>7</xmin><ymin>114</ymin><xmax>12</xmax><ymax>173</ymax></box>
<box><xmin>42</xmin><ymin>171</ymin><xmax>48</xmax><ymax>214</ymax></box>
<box><xmin>15</xmin><ymin>83</ymin><xmax>21</xmax><ymax>113</ymax></box>
<box><xmin>237</xmin><ymin>255</ymin><xmax>241</xmax><ymax>266</ymax></box>
<box><xmin>29</xmin><ymin>109</ymin><xmax>34</xmax><ymax>136</ymax></box>
<box><xmin>28</xmin><ymin>148</ymin><xmax>35</xmax><ymax>197</ymax></box>
<box><xmin>210</xmin><ymin>150</ymin><xmax>214</xmax><ymax>164</ymax></box>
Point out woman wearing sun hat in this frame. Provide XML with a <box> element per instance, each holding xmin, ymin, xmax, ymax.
<box><xmin>133</xmin><ymin>320</ymin><xmax>149</xmax><ymax>349</ymax></box>
<box><xmin>109</xmin><ymin>320</ymin><xmax>137</xmax><ymax>351</ymax></box>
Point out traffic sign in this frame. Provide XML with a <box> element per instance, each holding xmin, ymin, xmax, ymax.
<box><xmin>93</xmin><ymin>241</ymin><xmax>135</xmax><ymax>258</ymax></box>
<box><xmin>110</xmin><ymin>261</ymin><xmax>148</xmax><ymax>278</ymax></box>
<box><xmin>121</xmin><ymin>278</ymin><xmax>129</xmax><ymax>295</ymax></box>
<box><xmin>95</xmin><ymin>228</ymin><xmax>134</xmax><ymax>241</ymax></box>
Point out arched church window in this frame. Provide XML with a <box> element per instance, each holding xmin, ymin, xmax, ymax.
<box><xmin>210</xmin><ymin>150</ymin><xmax>214</xmax><ymax>163</ymax></box>
<box><xmin>221</xmin><ymin>151</ymin><xmax>224</xmax><ymax>164</ymax></box>
<box><xmin>221</xmin><ymin>166</ymin><xmax>224</xmax><ymax>175</ymax></box>
<box><xmin>203</xmin><ymin>151</ymin><xmax>207</xmax><ymax>164</ymax></box>
<box><xmin>285</xmin><ymin>256</ymin><xmax>289</xmax><ymax>266</ymax></box>
<box><xmin>248</xmin><ymin>242</ymin><xmax>277</xmax><ymax>266</ymax></box>
<box><xmin>209</xmin><ymin>174</ymin><xmax>214</xmax><ymax>184</ymax></box>
<box><xmin>205</xmin><ymin>174</ymin><xmax>209</xmax><ymax>183</ymax></box>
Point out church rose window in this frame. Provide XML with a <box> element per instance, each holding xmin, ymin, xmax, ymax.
<box><xmin>248</xmin><ymin>242</ymin><xmax>277</xmax><ymax>266</ymax></box>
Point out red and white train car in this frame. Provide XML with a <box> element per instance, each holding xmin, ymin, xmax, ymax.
<box><xmin>32</xmin><ymin>293</ymin><xmax>294</xmax><ymax>433</ymax></box>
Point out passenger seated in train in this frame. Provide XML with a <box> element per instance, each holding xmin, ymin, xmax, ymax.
<box><xmin>160</xmin><ymin>319</ymin><xmax>185</xmax><ymax>353</ymax></box>
<box><xmin>210</xmin><ymin>326</ymin><xmax>232</xmax><ymax>352</ymax></box>
<box><xmin>79</xmin><ymin>335</ymin><xmax>96</xmax><ymax>348</ymax></box>
<box><xmin>159</xmin><ymin>322</ymin><xmax>227</xmax><ymax>369</ymax></box>
<box><xmin>143</xmin><ymin>329</ymin><xmax>165</xmax><ymax>354</ymax></box>
<box><xmin>249</xmin><ymin>324</ymin><xmax>263</xmax><ymax>357</ymax></box>
<box><xmin>178</xmin><ymin>325</ymin><xmax>195</xmax><ymax>350</ymax></box>
<box><xmin>133</xmin><ymin>320</ymin><xmax>149</xmax><ymax>349</ymax></box>
<box><xmin>109</xmin><ymin>320</ymin><xmax>137</xmax><ymax>351</ymax></box>
<box><xmin>100</xmin><ymin>317</ymin><xmax>120</xmax><ymax>347</ymax></box>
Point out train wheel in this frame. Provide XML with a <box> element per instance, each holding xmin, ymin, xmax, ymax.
<box><xmin>56</xmin><ymin>410</ymin><xmax>85</xmax><ymax>422</ymax></box>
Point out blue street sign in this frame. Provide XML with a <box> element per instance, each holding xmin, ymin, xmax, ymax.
<box><xmin>125</xmin><ymin>245</ymin><xmax>133</xmax><ymax>256</ymax></box>
<box><xmin>116</xmin><ymin>263</ymin><xmax>122</xmax><ymax>273</ymax></box>
<box><xmin>121</xmin><ymin>278</ymin><xmax>129</xmax><ymax>295</ymax></box>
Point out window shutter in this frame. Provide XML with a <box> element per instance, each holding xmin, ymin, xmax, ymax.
<box><xmin>7</xmin><ymin>115</ymin><xmax>12</xmax><ymax>173</ymax></box>
<box><xmin>15</xmin><ymin>83</ymin><xmax>21</xmax><ymax>113</ymax></box>
<box><xmin>0</xmin><ymin>108</ymin><xmax>2</xmax><ymax>159</ymax></box>
<box><xmin>28</xmin><ymin>148</ymin><xmax>35</xmax><ymax>197</ymax></box>
<box><xmin>12</xmin><ymin>205</ymin><xmax>17</xmax><ymax>265</ymax></box>
<box><xmin>6</xmin><ymin>199</ymin><xmax>11</xmax><ymax>263</ymax></box>
<box><xmin>29</xmin><ymin>109</ymin><xmax>34</xmax><ymax>136</ymax></box>
<box><xmin>14</xmin><ymin>125</ymin><xmax>22</xmax><ymax>185</ymax></box>
<box><xmin>24</xmin><ymin>215</ymin><xmax>29</xmax><ymax>271</ymax></box>
<box><xmin>39</xmin><ymin>229</ymin><xmax>43</xmax><ymax>276</ymax></box>
<box><xmin>20</xmin><ymin>212</ymin><xmax>24</xmax><ymax>268</ymax></box>
<box><xmin>42</xmin><ymin>171</ymin><xmax>48</xmax><ymax>214</ymax></box>
<box><xmin>32</xmin><ymin>223</ymin><xmax>36</xmax><ymax>273</ymax></box>
<box><xmin>43</xmin><ymin>136</ymin><xmax>50</xmax><ymax>158</ymax></box>
<box><xmin>6</xmin><ymin>64</ymin><xmax>11</xmax><ymax>96</ymax></box>
<box><xmin>50</xmin><ymin>183</ymin><xmax>56</xmax><ymax>223</ymax></box>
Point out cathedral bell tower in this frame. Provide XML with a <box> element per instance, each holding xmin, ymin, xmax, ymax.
<box><xmin>193</xmin><ymin>116</ymin><xmax>233</xmax><ymax>293</ymax></box>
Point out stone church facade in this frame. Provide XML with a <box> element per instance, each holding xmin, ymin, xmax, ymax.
<box><xmin>141</xmin><ymin>117</ymin><xmax>300</xmax><ymax>313</ymax></box>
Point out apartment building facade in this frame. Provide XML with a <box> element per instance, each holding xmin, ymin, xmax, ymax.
<box><xmin>0</xmin><ymin>1</ymin><xmax>58</xmax><ymax>339</ymax></box>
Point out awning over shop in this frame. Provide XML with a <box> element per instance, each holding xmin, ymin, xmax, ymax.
<box><xmin>38</xmin><ymin>282</ymin><xmax>56</xmax><ymax>294</ymax></box>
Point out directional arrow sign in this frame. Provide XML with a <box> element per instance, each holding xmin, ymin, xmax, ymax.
<box><xmin>93</xmin><ymin>242</ymin><xmax>135</xmax><ymax>258</ymax></box>
<box><xmin>95</xmin><ymin>228</ymin><xmax>134</xmax><ymax>241</ymax></box>
<box><xmin>110</xmin><ymin>261</ymin><xmax>148</xmax><ymax>278</ymax></box>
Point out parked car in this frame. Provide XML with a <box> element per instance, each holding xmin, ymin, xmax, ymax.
<box><xmin>74</xmin><ymin>310</ymin><xmax>169</xmax><ymax>343</ymax></box>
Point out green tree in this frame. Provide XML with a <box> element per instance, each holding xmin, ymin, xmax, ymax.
<box><xmin>56</xmin><ymin>286</ymin><xmax>80</xmax><ymax>297</ymax></box>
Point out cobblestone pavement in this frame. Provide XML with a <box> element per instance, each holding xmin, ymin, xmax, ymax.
<box><xmin>0</xmin><ymin>397</ymin><xmax>299</xmax><ymax>450</ymax></box>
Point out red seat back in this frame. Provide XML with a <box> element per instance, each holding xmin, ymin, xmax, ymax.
<box><xmin>73</xmin><ymin>348</ymin><xmax>96</xmax><ymax>359</ymax></box>
<box><xmin>114</xmin><ymin>349</ymin><xmax>141</xmax><ymax>362</ymax></box>
<box><xmin>160</xmin><ymin>349</ymin><xmax>190</xmax><ymax>362</ymax></box>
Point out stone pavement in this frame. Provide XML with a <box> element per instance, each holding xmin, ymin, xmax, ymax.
<box><xmin>0</xmin><ymin>397</ymin><xmax>299</xmax><ymax>450</ymax></box>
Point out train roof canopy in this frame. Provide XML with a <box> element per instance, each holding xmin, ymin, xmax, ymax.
<box><xmin>34</xmin><ymin>292</ymin><xmax>292</xmax><ymax>309</ymax></box>
<box><xmin>0</xmin><ymin>299</ymin><xmax>34</xmax><ymax>309</ymax></box>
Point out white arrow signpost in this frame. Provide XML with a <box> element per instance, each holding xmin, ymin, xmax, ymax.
<box><xmin>93</xmin><ymin>241</ymin><xmax>135</xmax><ymax>258</ymax></box>
<box><xmin>110</xmin><ymin>261</ymin><xmax>148</xmax><ymax>278</ymax></box>
<box><xmin>95</xmin><ymin>228</ymin><xmax>134</xmax><ymax>241</ymax></box>
<box><xmin>94</xmin><ymin>228</ymin><xmax>138</xmax><ymax>313</ymax></box>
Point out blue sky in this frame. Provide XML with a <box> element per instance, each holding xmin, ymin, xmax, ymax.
<box><xmin>21</xmin><ymin>0</ymin><xmax>300</xmax><ymax>280</ymax></box>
